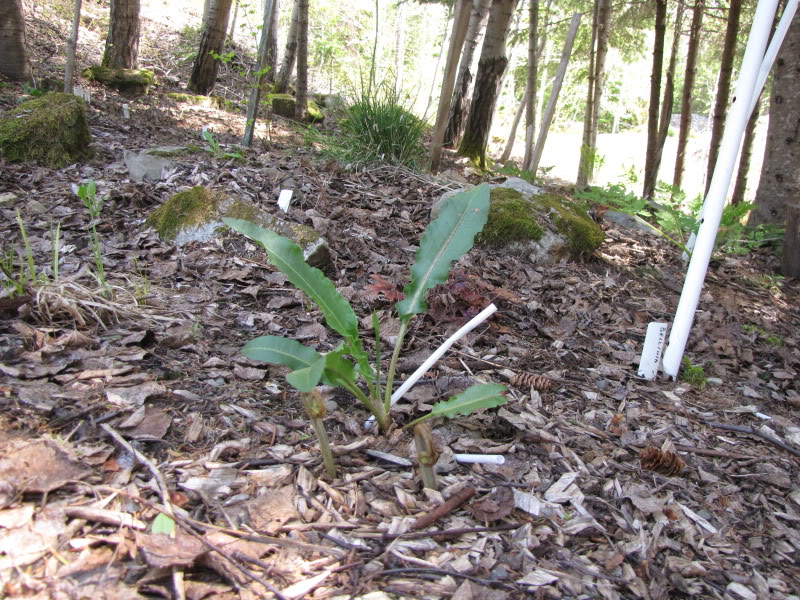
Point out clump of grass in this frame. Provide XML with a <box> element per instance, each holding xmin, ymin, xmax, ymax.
<box><xmin>310</xmin><ymin>83</ymin><xmax>428</xmax><ymax>168</ymax></box>
<box><xmin>680</xmin><ymin>357</ymin><xmax>707</xmax><ymax>389</ymax></box>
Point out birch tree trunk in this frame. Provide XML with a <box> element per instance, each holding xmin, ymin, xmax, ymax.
<box><xmin>521</xmin><ymin>0</ymin><xmax>539</xmax><ymax>170</ymax></box>
<box><xmin>264</xmin><ymin>0</ymin><xmax>279</xmax><ymax>82</ymax></box>
<box><xmin>294</xmin><ymin>0</ymin><xmax>308</xmax><ymax>121</ymax></box>
<box><xmin>672</xmin><ymin>0</ymin><xmax>704</xmax><ymax>193</ymax></box>
<box><xmin>731</xmin><ymin>97</ymin><xmax>761</xmax><ymax>206</ymax></box>
<box><xmin>642</xmin><ymin>0</ymin><xmax>667</xmax><ymax>199</ymax></box>
<box><xmin>274</xmin><ymin>0</ymin><xmax>300</xmax><ymax>94</ymax></box>
<box><xmin>704</xmin><ymin>0</ymin><xmax>742</xmax><ymax>196</ymax></box>
<box><xmin>443</xmin><ymin>0</ymin><xmax>492</xmax><ymax>148</ymax></box>
<box><xmin>500</xmin><ymin>83</ymin><xmax>527</xmax><ymax>163</ymax></box>
<box><xmin>64</xmin><ymin>0</ymin><xmax>83</xmax><ymax>93</ymax></box>
<box><xmin>102</xmin><ymin>0</ymin><xmax>141</xmax><ymax>69</ymax></box>
<box><xmin>394</xmin><ymin>2</ymin><xmax>406</xmax><ymax>94</ymax></box>
<box><xmin>0</xmin><ymin>0</ymin><xmax>31</xmax><ymax>81</ymax></box>
<box><xmin>458</xmin><ymin>0</ymin><xmax>519</xmax><ymax>168</ymax></box>
<box><xmin>189</xmin><ymin>0</ymin><xmax>233</xmax><ymax>94</ymax></box>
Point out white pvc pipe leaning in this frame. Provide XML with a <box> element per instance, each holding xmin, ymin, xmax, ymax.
<box><xmin>364</xmin><ymin>303</ymin><xmax>498</xmax><ymax>430</ymax></box>
<box><xmin>662</xmin><ymin>0</ymin><xmax>781</xmax><ymax>377</ymax></box>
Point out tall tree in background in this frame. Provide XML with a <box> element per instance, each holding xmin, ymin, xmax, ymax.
<box><xmin>275</xmin><ymin>0</ymin><xmax>301</xmax><ymax>94</ymax></box>
<box><xmin>458</xmin><ymin>0</ymin><xmax>518</xmax><ymax>168</ymax></box>
<box><xmin>443</xmin><ymin>0</ymin><xmax>492</xmax><ymax>148</ymax></box>
<box><xmin>704</xmin><ymin>0</ymin><xmax>742</xmax><ymax>196</ymax></box>
<box><xmin>264</xmin><ymin>0</ymin><xmax>279</xmax><ymax>82</ymax></box>
<box><xmin>642</xmin><ymin>0</ymin><xmax>667</xmax><ymax>199</ymax></box>
<box><xmin>576</xmin><ymin>0</ymin><xmax>611</xmax><ymax>187</ymax></box>
<box><xmin>731</xmin><ymin>96</ymin><xmax>761</xmax><ymax>205</ymax></box>
<box><xmin>102</xmin><ymin>0</ymin><xmax>141</xmax><ymax>69</ymax></box>
<box><xmin>521</xmin><ymin>0</ymin><xmax>539</xmax><ymax>170</ymax></box>
<box><xmin>189</xmin><ymin>0</ymin><xmax>233</xmax><ymax>94</ymax></box>
<box><xmin>751</xmin><ymin>11</ymin><xmax>799</xmax><ymax>229</ymax></box>
<box><xmin>672</xmin><ymin>0</ymin><xmax>704</xmax><ymax>193</ymax></box>
<box><xmin>394</xmin><ymin>2</ymin><xmax>406</xmax><ymax>93</ymax></box>
<box><xmin>294</xmin><ymin>0</ymin><xmax>309</xmax><ymax>121</ymax></box>
<box><xmin>0</xmin><ymin>0</ymin><xmax>31</xmax><ymax>81</ymax></box>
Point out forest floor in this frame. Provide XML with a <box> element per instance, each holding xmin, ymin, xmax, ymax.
<box><xmin>1</xmin><ymin>7</ymin><xmax>800</xmax><ymax>600</ymax></box>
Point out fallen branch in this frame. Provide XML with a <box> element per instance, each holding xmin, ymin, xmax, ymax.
<box><xmin>411</xmin><ymin>486</ymin><xmax>475</xmax><ymax>530</ymax></box>
<box><xmin>704</xmin><ymin>421</ymin><xmax>800</xmax><ymax>458</ymax></box>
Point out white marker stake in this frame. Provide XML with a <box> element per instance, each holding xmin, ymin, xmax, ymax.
<box><xmin>277</xmin><ymin>189</ymin><xmax>293</xmax><ymax>212</ymax></box>
<box><xmin>454</xmin><ymin>454</ymin><xmax>505</xmax><ymax>465</ymax></box>
<box><xmin>638</xmin><ymin>322</ymin><xmax>667</xmax><ymax>380</ymax></box>
<box><xmin>661</xmin><ymin>0</ymin><xmax>782</xmax><ymax>378</ymax></box>
<box><xmin>364</xmin><ymin>303</ymin><xmax>498</xmax><ymax>430</ymax></box>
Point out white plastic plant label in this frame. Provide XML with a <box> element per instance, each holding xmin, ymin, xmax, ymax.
<box><xmin>638</xmin><ymin>322</ymin><xmax>667</xmax><ymax>380</ymax></box>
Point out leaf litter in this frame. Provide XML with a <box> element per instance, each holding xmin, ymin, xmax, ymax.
<box><xmin>0</xmin><ymin>12</ymin><xmax>799</xmax><ymax>600</ymax></box>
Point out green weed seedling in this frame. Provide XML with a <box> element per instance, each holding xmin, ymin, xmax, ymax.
<box><xmin>224</xmin><ymin>184</ymin><xmax>507</xmax><ymax>477</ymax></box>
<box><xmin>0</xmin><ymin>211</ymin><xmax>59</xmax><ymax>295</ymax></box>
<box><xmin>77</xmin><ymin>180</ymin><xmax>107</xmax><ymax>292</ymax></box>
<box><xmin>202</xmin><ymin>129</ymin><xmax>243</xmax><ymax>159</ymax></box>
<box><xmin>680</xmin><ymin>357</ymin><xmax>707</xmax><ymax>389</ymax></box>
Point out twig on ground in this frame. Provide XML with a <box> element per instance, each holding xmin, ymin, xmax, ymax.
<box><xmin>378</xmin><ymin>567</ymin><xmax>520</xmax><ymax>592</ymax></box>
<box><xmin>411</xmin><ymin>486</ymin><xmax>475</xmax><ymax>530</ymax></box>
<box><xmin>704</xmin><ymin>421</ymin><xmax>800</xmax><ymax>458</ymax></box>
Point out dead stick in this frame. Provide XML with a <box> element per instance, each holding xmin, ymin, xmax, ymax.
<box><xmin>384</xmin><ymin>522</ymin><xmax>520</xmax><ymax>540</ymax></box>
<box><xmin>705</xmin><ymin>421</ymin><xmax>800</xmax><ymax>459</ymax></box>
<box><xmin>411</xmin><ymin>487</ymin><xmax>475</xmax><ymax>530</ymax></box>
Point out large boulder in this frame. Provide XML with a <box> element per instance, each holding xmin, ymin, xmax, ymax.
<box><xmin>433</xmin><ymin>178</ymin><xmax>604</xmax><ymax>263</ymax></box>
<box><xmin>270</xmin><ymin>94</ymin><xmax>325</xmax><ymax>122</ymax></box>
<box><xmin>146</xmin><ymin>187</ymin><xmax>331</xmax><ymax>268</ymax></box>
<box><xmin>0</xmin><ymin>93</ymin><xmax>93</xmax><ymax>167</ymax></box>
<box><xmin>82</xmin><ymin>66</ymin><xmax>153</xmax><ymax>97</ymax></box>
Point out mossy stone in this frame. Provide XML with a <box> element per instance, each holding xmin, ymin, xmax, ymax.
<box><xmin>82</xmin><ymin>65</ymin><xmax>154</xmax><ymax>97</ymax></box>
<box><xmin>0</xmin><ymin>92</ymin><xmax>93</xmax><ymax>167</ymax></box>
<box><xmin>478</xmin><ymin>188</ymin><xmax>544</xmax><ymax>247</ymax></box>
<box><xmin>533</xmin><ymin>193</ymin><xmax>604</xmax><ymax>258</ymax></box>
<box><xmin>167</xmin><ymin>93</ymin><xmax>224</xmax><ymax>110</ymax></box>
<box><xmin>270</xmin><ymin>94</ymin><xmax>325</xmax><ymax>122</ymax></box>
<box><xmin>146</xmin><ymin>186</ymin><xmax>223</xmax><ymax>242</ymax></box>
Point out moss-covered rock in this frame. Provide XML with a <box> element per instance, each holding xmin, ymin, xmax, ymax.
<box><xmin>167</xmin><ymin>92</ymin><xmax>224</xmax><ymax>110</ymax></box>
<box><xmin>82</xmin><ymin>65</ymin><xmax>154</xmax><ymax>97</ymax></box>
<box><xmin>478</xmin><ymin>188</ymin><xmax>544</xmax><ymax>246</ymax></box>
<box><xmin>532</xmin><ymin>193</ymin><xmax>605</xmax><ymax>259</ymax></box>
<box><xmin>270</xmin><ymin>94</ymin><xmax>325</xmax><ymax>122</ymax></box>
<box><xmin>146</xmin><ymin>186</ymin><xmax>331</xmax><ymax>267</ymax></box>
<box><xmin>0</xmin><ymin>92</ymin><xmax>93</xmax><ymax>167</ymax></box>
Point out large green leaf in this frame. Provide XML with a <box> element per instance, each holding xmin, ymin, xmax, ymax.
<box><xmin>223</xmin><ymin>218</ymin><xmax>360</xmax><ymax>344</ymax></box>
<box><xmin>242</xmin><ymin>335</ymin><xmax>322</xmax><ymax>370</ymax></box>
<box><xmin>323</xmin><ymin>348</ymin><xmax>358</xmax><ymax>389</ymax></box>
<box><xmin>407</xmin><ymin>383</ymin><xmax>507</xmax><ymax>427</ymax></box>
<box><xmin>396</xmin><ymin>185</ymin><xmax>490</xmax><ymax>320</ymax></box>
<box><xmin>287</xmin><ymin>355</ymin><xmax>326</xmax><ymax>392</ymax></box>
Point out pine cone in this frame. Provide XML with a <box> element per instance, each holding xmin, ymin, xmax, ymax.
<box><xmin>511</xmin><ymin>372</ymin><xmax>554</xmax><ymax>391</ymax></box>
<box><xmin>640</xmin><ymin>447</ymin><xmax>685</xmax><ymax>476</ymax></box>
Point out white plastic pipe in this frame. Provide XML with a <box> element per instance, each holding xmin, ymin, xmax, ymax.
<box><xmin>454</xmin><ymin>454</ymin><xmax>505</xmax><ymax>465</ymax></box>
<box><xmin>364</xmin><ymin>303</ymin><xmax>498</xmax><ymax>430</ymax></box>
<box><xmin>662</xmin><ymin>0</ymin><xmax>781</xmax><ymax>377</ymax></box>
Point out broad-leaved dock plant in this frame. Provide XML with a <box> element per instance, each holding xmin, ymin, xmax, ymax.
<box><xmin>223</xmin><ymin>184</ymin><xmax>507</xmax><ymax>469</ymax></box>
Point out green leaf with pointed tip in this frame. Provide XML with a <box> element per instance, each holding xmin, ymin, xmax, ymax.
<box><xmin>151</xmin><ymin>513</ymin><xmax>175</xmax><ymax>535</ymax></box>
<box><xmin>223</xmin><ymin>218</ymin><xmax>360</xmax><ymax>345</ymax></box>
<box><xmin>406</xmin><ymin>383</ymin><xmax>507</xmax><ymax>428</ymax></box>
<box><xmin>396</xmin><ymin>184</ymin><xmax>490</xmax><ymax>320</ymax></box>
<box><xmin>323</xmin><ymin>348</ymin><xmax>358</xmax><ymax>389</ymax></box>
<box><xmin>287</xmin><ymin>355</ymin><xmax>326</xmax><ymax>392</ymax></box>
<box><xmin>242</xmin><ymin>335</ymin><xmax>322</xmax><ymax>370</ymax></box>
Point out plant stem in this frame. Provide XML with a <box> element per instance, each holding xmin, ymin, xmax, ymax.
<box><xmin>414</xmin><ymin>423</ymin><xmax>439</xmax><ymax>490</ymax></box>
<box><xmin>384</xmin><ymin>318</ymin><xmax>410</xmax><ymax>414</ymax></box>
<box><xmin>303</xmin><ymin>391</ymin><xmax>337</xmax><ymax>480</ymax></box>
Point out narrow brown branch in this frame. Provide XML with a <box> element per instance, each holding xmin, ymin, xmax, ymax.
<box><xmin>704</xmin><ymin>421</ymin><xmax>800</xmax><ymax>458</ymax></box>
<box><xmin>411</xmin><ymin>486</ymin><xmax>475</xmax><ymax>530</ymax></box>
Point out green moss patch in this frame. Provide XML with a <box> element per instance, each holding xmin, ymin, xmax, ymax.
<box><xmin>82</xmin><ymin>66</ymin><xmax>154</xmax><ymax>96</ymax></box>
<box><xmin>167</xmin><ymin>93</ymin><xmax>224</xmax><ymax>110</ymax></box>
<box><xmin>0</xmin><ymin>92</ymin><xmax>93</xmax><ymax>167</ymax></box>
<box><xmin>478</xmin><ymin>188</ymin><xmax>544</xmax><ymax>247</ymax></box>
<box><xmin>146</xmin><ymin>187</ymin><xmax>225</xmax><ymax>241</ymax></box>
<box><xmin>534</xmin><ymin>193</ymin><xmax>604</xmax><ymax>258</ymax></box>
<box><xmin>270</xmin><ymin>94</ymin><xmax>325</xmax><ymax>122</ymax></box>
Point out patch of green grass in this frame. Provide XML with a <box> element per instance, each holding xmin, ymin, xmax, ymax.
<box><xmin>680</xmin><ymin>357</ymin><xmax>707</xmax><ymax>389</ymax></box>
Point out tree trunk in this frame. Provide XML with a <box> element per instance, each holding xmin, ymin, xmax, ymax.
<box><xmin>731</xmin><ymin>97</ymin><xmax>760</xmax><ymax>206</ymax></box>
<box><xmin>648</xmin><ymin>2</ymin><xmax>684</xmax><ymax>198</ymax></box>
<box><xmin>294</xmin><ymin>0</ymin><xmax>308</xmax><ymax>121</ymax></box>
<box><xmin>0</xmin><ymin>0</ymin><xmax>31</xmax><ymax>82</ymax></box>
<box><xmin>242</xmin><ymin>0</ymin><xmax>276</xmax><ymax>147</ymax></box>
<box><xmin>521</xmin><ymin>0</ymin><xmax>539</xmax><ymax>170</ymax></box>
<box><xmin>274</xmin><ymin>0</ymin><xmax>300</xmax><ymax>94</ymax></box>
<box><xmin>228</xmin><ymin>0</ymin><xmax>238</xmax><ymax>42</ymax></box>
<box><xmin>443</xmin><ymin>0</ymin><xmax>492</xmax><ymax>148</ymax></box>
<box><xmin>102</xmin><ymin>0</ymin><xmax>141</xmax><ymax>69</ymax></box>
<box><xmin>672</xmin><ymin>0</ymin><xmax>704</xmax><ymax>193</ymax></box>
<box><xmin>64</xmin><ymin>0</ymin><xmax>83</xmax><ymax>93</ymax></box>
<box><xmin>500</xmin><ymin>83</ymin><xmax>527</xmax><ymax>163</ymax></box>
<box><xmin>264</xmin><ymin>0</ymin><xmax>279</xmax><ymax>82</ymax></box>
<box><xmin>430</xmin><ymin>0</ymin><xmax>472</xmax><ymax>172</ymax></box>
<box><xmin>783</xmin><ymin>203</ymin><xmax>800</xmax><ymax>278</ymax></box>
<box><xmin>189</xmin><ymin>0</ymin><xmax>232</xmax><ymax>94</ymax></box>
<box><xmin>588</xmin><ymin>0</ymin><xmax>611</xmax><ymax>156</ymax></box>
<box><xmin>427</xmin><ymin>7</ymin><xmax>454</xmax><ymax>116</ymax></box>
<box><xmin>458</xmin><ymin>0</ymin><xmax>518</xmax><ymax>168</ymax></box>
<box><xmin>751</xmin><ymin>11</ymin><xmax>800</xmax><ymax>228</ymax></box>
<box><xmin>704</xmin><ymin>0</ymin><xmax>742</xmax><ymax>196</ymax></box>
<box><xmin>642</xmin><ymin>0</ymin><xmax>667</xmax><ymax>199</ymax></box>
<box><xmin>394</xmin><ymin>1</ymin><xmax>406</xmax><ymax>94</ymax></box>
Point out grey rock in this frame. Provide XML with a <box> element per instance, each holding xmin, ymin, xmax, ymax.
<box><xmin>144</xmin><ymin>145</ymin><xmax>190</xmax><ymax>158</ymax></box>
<box><xmin>603</xmin><ymin>210</ymin><xmax>660</xmax><ymax>236</ymax></box>
<box><xmin>27</xmin><ymin>199</ymin><xmax>47</xmax><ymax>215</ymax></box>
<box><xmin>124</xmin><ymin>149</ymin><xmax>176</xmax><ymax>183</ymax></box>
<box><xmin>0</xmin><ymin>193</ymin><xmax>18</xmax><ymax>204</ymax></box>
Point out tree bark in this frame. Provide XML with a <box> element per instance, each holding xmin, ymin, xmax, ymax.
<box><xmin>294</xmin><ymin>0</ymin><xmax>308</xmax><ymax>121</ymax></box>
<box><xmin>731</xmin><ymin>97</ymin><xmax>760</xmax><ymax>206</ymax></box>
<box><xmin>458</xmin><ymin>0</ymin><xmax>518</xmax><ymax>168</ymax></box>
<box><xmin>783</xmin><ymin>203</ymin><xmax>800</xmax><ymax>278</ymax></box>
<box><xmin>443</xmin><ymin>0</ymin><xmax>492</xmax><ymax>148</ymax></box>
<box><xmin>500</xmin><ymin>83</ymin><xmax>527</xmax><ymax>163</ymax></box>
<box><xmin>0</xmin><ymin>0</ymin><xmax>31</xmax><ymax>82</ymax></box>
<box><xmin>242</xmin><ymin>0</ymin><xmax>276</xmax><ymax>147</ymax></box>
<box><xmin>672</xmin><ymin>0</ymin><xmax>704</xmax><ymax>193</ymax></box>
<box><xmin>189</xmin><ymin>0</ymin><xmax>233</xmax><ymax>94</ymax></box>
<box><xmin>430</xmin><ymin>0</ymin><xmax>472</xmax><ymax>172</ymax></box>
<box><xmin>227</xmin><ymin>0</ymin><xmax>238</xmax><ymax>42</ymax></box>
<box><xmin>751</xmin><ymin>10</ymin><xmax>800</xmax><ymax>228</ymax></box>
<box><xmin>102</xmin><ymin>0</ymin><xmax>141</xmax><ymax>69</ymax></box>
<box><xmin>394</xmin><ymin>1</ymin><xmax>406</xmax><ymax>94</ymax></box>
<box><xmin>274</xmin><ymin>0</ymin><xmax>300</xmax><ymax>94</ymax></box>
<box><xmin>642</xmin><ymin>0</ymin><xmax>667</xmax><ymax>199</ymax></box>
<box><xmin>264</xmin><ymin>0</ymin><xmax>279</xmax><ymax>82</ymax></box>
<box><xmin>64</xmin><ymin>0</ymin><xmax>83</xmax><ymax>93</ymax></box>
<box><xmin>521</xmin><ymin>0</ymin><xmax>539</xmax><ymax>170</ymax></box>
<box><xmin>704</xmin><ymin>0</ymin><xmax>742</xmax><ymax>196</ymax></box>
